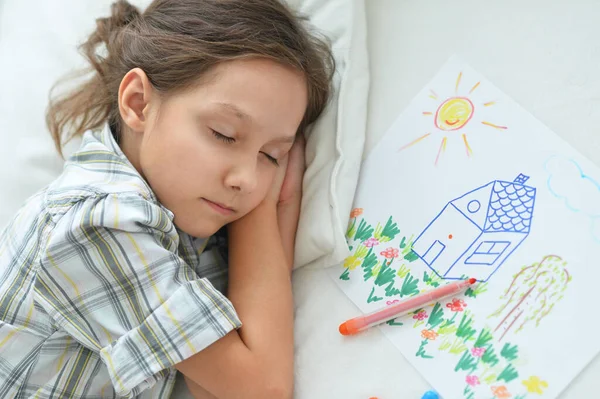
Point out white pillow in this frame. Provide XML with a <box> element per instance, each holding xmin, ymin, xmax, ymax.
<box><xmin>289</xmin><ymin>0</ymin><xmax>369</xmax><ymax>270</ymax></box>
<box><xmin>0</xmin><ymin>0</ymin><xmax>369</xmax><ymax>271</ymax></box>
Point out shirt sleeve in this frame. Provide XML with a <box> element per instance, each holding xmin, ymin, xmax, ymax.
<box><xmin>35</xmin><ymin>193</ymin><xmax>241</xmax><ymax>397</ymax></box>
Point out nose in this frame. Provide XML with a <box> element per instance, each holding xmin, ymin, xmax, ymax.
<box><xmin>225</xmin><ymin>157</ymin><xmax>258</xmax><ymax>194</ymax></box>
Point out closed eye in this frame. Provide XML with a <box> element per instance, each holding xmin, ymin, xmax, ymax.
<box><xmin>262</xmin><ymin>153</ymin><xmax>279</xmax><ymax>166</ymax></box>
<box><xmin>212</xmin><ymin>129</ymin><xmax>279</xmax><ymax>166</ymax></box>
<box><xmin>211</xmin><ymin>129</ymin><xmax>235</xmax><ymax>144</ymax></box>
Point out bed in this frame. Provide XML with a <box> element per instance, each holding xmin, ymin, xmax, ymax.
<box><xmin>2</xmin><ymin>0</ymin><xmax>600</xmax><ymax>397</ymax></box>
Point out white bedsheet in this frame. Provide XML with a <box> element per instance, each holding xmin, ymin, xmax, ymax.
<box><xmin>289</xmin><ymin>1</ymin><xmax>600</xmax><ymax>398</ymax></box>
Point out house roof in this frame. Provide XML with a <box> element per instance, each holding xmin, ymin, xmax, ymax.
<box><xmin>484</xmin><ymin>180</ymin><xmax>536</xmax><ymax>233</ymax></box>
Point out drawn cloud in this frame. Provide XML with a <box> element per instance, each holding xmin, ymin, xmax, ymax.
<box><xmin>545</xmin><ymin>155</ymin><xmax>600</xmax><ymax>241</ymax></box>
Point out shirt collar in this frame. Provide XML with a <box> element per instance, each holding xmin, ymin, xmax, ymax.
<box><xmin>96</xmin><ymin>123</ymin><xmax>159</xmax><ymax>204</ymax></box>
<box><xmin>99</xmin><ymin>123</ymin><xmax>127</xmax><ymax>159</ymax></box>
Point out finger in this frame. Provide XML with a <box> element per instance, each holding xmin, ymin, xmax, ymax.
<box><xmin>293</xmin><ymin>133</ymin><xmax>306</xmax><ymax>154</ymax></box>
<box><xmin>296</xmin><ymin>132</ymin><xmax>306</xmax><ymax>146</ymax></box>
<box><xmin>289</xmin><ymin>135</ymin><xmax>305</xmax><ymax>168</ymax></box>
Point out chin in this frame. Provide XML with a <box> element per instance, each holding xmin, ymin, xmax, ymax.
<box><xmin>173</xmin><ymin>218</ymin><xmax>223</xmax><ymax>239</ymax></box>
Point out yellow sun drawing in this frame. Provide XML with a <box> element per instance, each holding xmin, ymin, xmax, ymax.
<box><xmin>398</xmin><ymin>72</ymin><xmax>507</xmax><ymax>165</ymax></box>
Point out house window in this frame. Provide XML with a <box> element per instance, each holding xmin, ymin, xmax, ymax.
<box><xmin>467</xmin><ymin>200</ymin><xmax>481</xmax><ymax>213</ymax></box>
<box><xmin>464</xmin><ymin>241</ymin><xmax>510</xmax><ymax>265</ymax></box>
<box><xmin>422</xmin><ymin>240</ymin><xmax>446</xmax><ymax>265</ymax></box>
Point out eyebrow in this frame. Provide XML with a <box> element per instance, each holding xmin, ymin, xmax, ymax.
<box><xmin>216</xmin><ymin>102</ymin><xmax>252</xmax><ymax>121</ymax></box>
<box><xmin>216</xmin><ymin>102</ymin><xmax>296</xmax><ymax>144</ymax></box>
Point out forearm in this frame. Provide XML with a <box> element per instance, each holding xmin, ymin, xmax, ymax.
<box><xmin>184</xmin><ymin>376</ymin><xmax>217</xmax><ymax>399</ymax></box>
<box><xmin>227</xmin><ymin>202</ymin><xmax>294</xmax><ymax>394</ymax></box>
<box><xmin>174</xmin><ymin>203</ymin><xmax>294</xmax><ymax>399</ymax></box>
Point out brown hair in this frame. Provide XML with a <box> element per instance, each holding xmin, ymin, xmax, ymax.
<box><xmin>46</xmin><ymin>0</ymin><xmax>335</xmax><ymax>156</ymax></box>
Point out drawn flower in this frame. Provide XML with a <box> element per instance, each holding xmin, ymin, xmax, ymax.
<box><xmin>380</xmin><ymin>247</ymin><xmax>400</xmax><ymax>259</ymax></box>
<box><xmin>350</xmin><ymin>208</ymin><xmax>363</xmax><ymax>218</ymax></box>
<box><xmin>522</xmin><ymin>376</ymin><xmax>549</xmax><ymax>394</ymax></box>
<box><xmin>465</xmin><ymin>375</ymin><xmax>480</xmax><ymax>387</ymax></box>
<box><xmin>363</xmin><ymin>237</ymin><xmax>380</xmax><ymax>248</ymax></box>
<box><xmin>491</xmin><ymin>385</ymin><xmax>511</xmax><ymax>399</ymax></box>
<box><xmin>421</xmin><ymin>329</ymin><xmax>438</xmax><ymax>340</ymax></box>
<box><xmin>446</xmin><ymin>298</ymin><xmax>467</xmax><ymax>312</ymax></box>
<box><xmin>470</xmin><ymin>347</ymin><xmax>486</xmax><ymax>358</ymax></box>
<box><xmin>343</xmin><ymin>255</ymin><xmax>362</xmax><ymax>271</ymax></box>
<box><xmin>412</xmin><ymin>310</ymin><xmax>428</xmax><ymax>321</ymax></box>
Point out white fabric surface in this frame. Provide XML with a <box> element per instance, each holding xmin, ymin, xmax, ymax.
<box><xmin>291</xmin><ymin>0</ymin><xmax>600</xmax><ymax>398</ymax></box>
<box><xmin>290</xmin><ymin>0</ymin><xmax>369</xmax><ymax>271</ymax></box>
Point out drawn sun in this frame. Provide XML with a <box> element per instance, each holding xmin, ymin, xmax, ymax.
<box><xmin>398</xmin><ymin>72</ymin><xmax>507</xmax><ymax>165</ymax></box>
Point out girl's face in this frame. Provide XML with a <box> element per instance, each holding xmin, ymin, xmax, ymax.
<box><xmin>121</xmin><ymin>58</ymin><xmax>308</xmax><ymax>238</ymax></box>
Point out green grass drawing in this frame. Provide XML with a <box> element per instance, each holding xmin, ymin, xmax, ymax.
<box><xmin>416</xmin><ymin>339</ymin><xmax>434</xmax><ymax>359</ymax></box>
<box><xmin>456</xmin><ymin>312</ymin><xmax>477</xmax><ymax>342</ymax></box>
<box><xmin>481</xmin><ymin>345</ymin><xmax>500</xmax><ymax>367</ymax></box>
<box><xmin>366</xmin><ymin>287</ymin><xmax>383</xmax><ymax>303</ymax></box>
<box><xmin>399</xmin><ymin>273</ymin><xmax>420</xmax><ymax>297</ymax></box>
<box><xmin>497</xmin><ymin>363</ymin><xmax>519</xmax><ymax>383</ymax></box>
<box><xmin>500</xmin><ymin>343</ymin><xmax>519</xmax><ymax>362</ymax></box>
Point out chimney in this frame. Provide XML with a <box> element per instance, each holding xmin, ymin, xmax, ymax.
<box><xmin>513</xmin><ymin>173</ymin><xmax>530</xmax><ymax>185</ymax></box>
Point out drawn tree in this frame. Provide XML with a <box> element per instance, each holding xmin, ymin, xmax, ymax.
<box><xmin>488</xmin><ymin>255</ymin><xmax>570</xmax><ymax>341</ymax></box>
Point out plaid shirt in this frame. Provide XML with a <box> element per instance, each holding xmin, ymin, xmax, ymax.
<box><xmin>0</xmin><ymin>124</ymin><xmax>241</xmax><ymax>398</ymax></box>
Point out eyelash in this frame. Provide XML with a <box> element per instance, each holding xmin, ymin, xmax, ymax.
<box><xmin>212</xmin><ymin>129</ymin><xmax>235</xmax><ymax>144</ymax></box>
<box><xmin>211</xmin><ymin>129</ymin><xmax>279</xmax><ymax>166</ymax></box>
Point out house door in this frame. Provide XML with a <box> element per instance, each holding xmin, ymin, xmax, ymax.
<box><xmin>422</xmin><ymin>240</ymin><xmax>446</xmax><ymax>266</ymax></box>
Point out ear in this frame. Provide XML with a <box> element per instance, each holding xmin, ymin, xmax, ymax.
<box><xmin>118</xmin><ymin>68</ymin><xmax>154</xmax><ymax>133</ymax></box>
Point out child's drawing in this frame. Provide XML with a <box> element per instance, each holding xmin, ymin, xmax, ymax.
<box><xmin>412</xmin><ymin>174</ymin><xmax>536</xmax><ymax>282</ymax></box>
<box><xmin>330</xmin><ymin>57</ymin><xmax>597</xmax><ymax>399</ymax></box>
<box><xmin>545</xmin><ymin>155</ymin><xmax>600</xmax><ymax>242</ymax></box>
<box><xmin>488</xmin><ymin>255</ymin><xmax>570</xmax><ymax>341</ymax></box>
<box><xmin>398</xmin><ymin>71</ymin><xmax>508</xmax><ymax>165</ymax></box>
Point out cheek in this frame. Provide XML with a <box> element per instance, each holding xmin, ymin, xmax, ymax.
<box><xmin>253</xmin><ymin>167</ymin><xmax>276</xmax><ymax>200</ymax></box>
<box><xmin>141</xmin><ymin>127</ymin><xmax>216</xmax><ymax>197</ymax></box>
<box><xmin>237</xmin><ymin>168</ymin><xmax>275</xmax><ymax>212</ymax></box>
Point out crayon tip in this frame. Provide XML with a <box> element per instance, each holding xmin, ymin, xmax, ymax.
<box><xmin>468</xmin><ymin>277</ymin><xmax>476</xmax><ymax>284</ymax></box>
<box><xmin>339</xmin><ymin>322</ymin><xmax>349</xmax><ymax>336</ymax></box>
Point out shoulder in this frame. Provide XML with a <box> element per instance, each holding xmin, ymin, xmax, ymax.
<box><xmin>55</xmin><ymin>191</ymin><xmax>176</xmax><ymax>235</ymax></box>
<box><xmin>44</xmin><ymin>126</ymin><xmax>161</xmax><ymax>224</ymax></box>
<box><xmin>43</xmin><ymin>191</ymin><xmax>181</xmax><ymax>264</ymax></box>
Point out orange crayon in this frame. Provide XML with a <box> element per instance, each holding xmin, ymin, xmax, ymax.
<box><xmin>339</xmin><ymin>278</ymin><xmax>476</xmax><ymax>336</ymax></box>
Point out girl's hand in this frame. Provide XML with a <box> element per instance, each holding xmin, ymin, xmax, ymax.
<box><xmin>264</xmin><ymin>134</ymin><xmax>305</xmax><ymax>208</ymax></box>
<box><xmin>275</xmin><ymin>134</ymin><xmax>305</xmax><ymax>270</ymax></box>
<box><xmin>277</xmin><ymin>134</ymin><xmax>305</xmax><ymax>207</ymax></box>
<box><xmin>265</xmin><ymin>149</ymin><xmax>290</xmax><ymax>207</ymax></box>
<box><xmin>256</xmin><ymin>134</ymin><xmax>304</xmax><ymax>270</ymax></box>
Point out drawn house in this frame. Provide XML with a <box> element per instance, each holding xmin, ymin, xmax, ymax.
<box><xmin>412</xmin><ymin>174</ymin><xmax>536</xmax><ymax>282</ymax></box>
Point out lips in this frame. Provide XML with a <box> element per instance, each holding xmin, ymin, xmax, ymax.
<box><xmin>202</xmin><ymin>198</ymin><xmax>235</xmax><ymax>215</ymax></box>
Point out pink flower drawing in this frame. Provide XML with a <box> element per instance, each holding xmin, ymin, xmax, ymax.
<box><xmin>471</xmin><ymin>347</ymin><xmax>486</xmax><ymax>358</ymax></box>
<box><xmin>466</xmin><ymin>375</ymin><xmax>480</xmax><ymax>387</ymax></box>
<box><xmin>364</xmin><ymin>238</ymin><xmax>380</xmax><ymax>248</ymax></box>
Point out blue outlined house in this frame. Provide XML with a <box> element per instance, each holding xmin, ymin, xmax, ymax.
<box><xmin>412</xmin><ymin>174</ymin><xmax>536</xmax><ymax>282</ymax></box>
